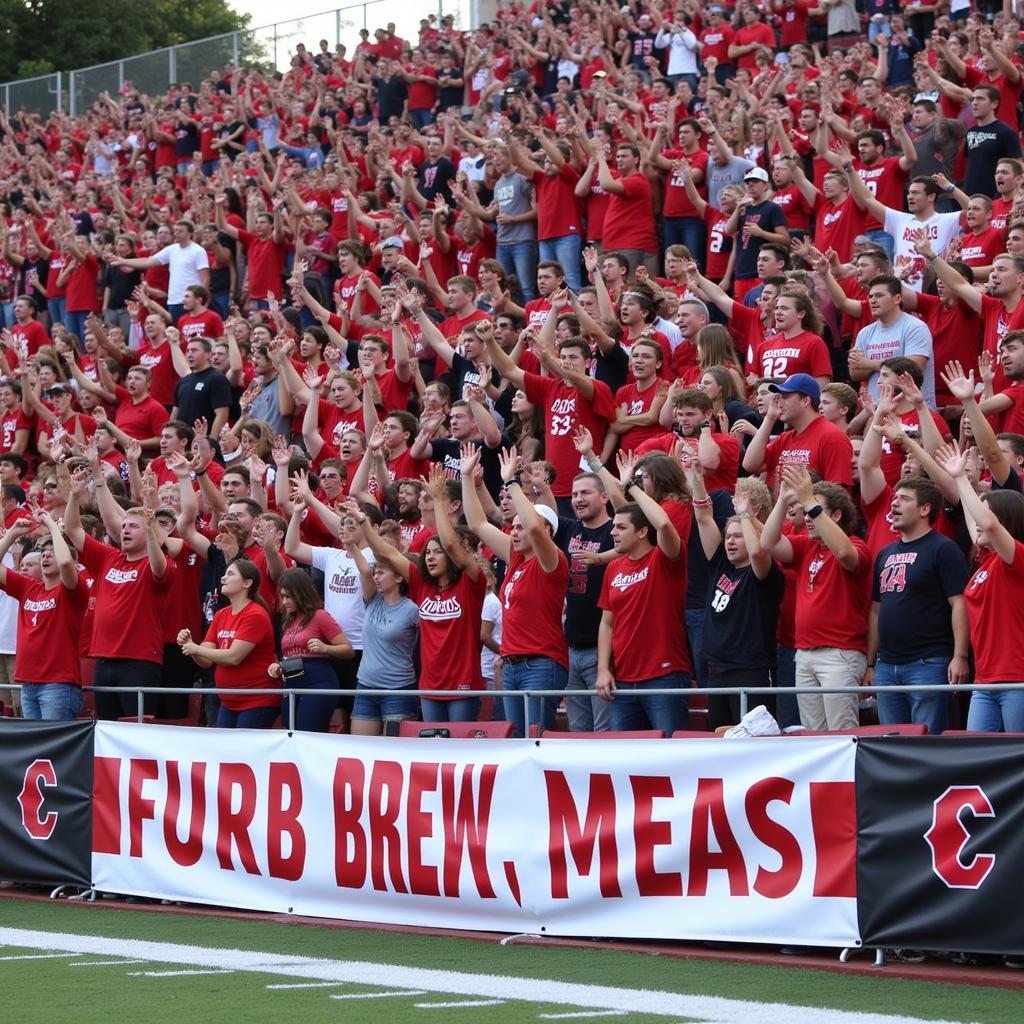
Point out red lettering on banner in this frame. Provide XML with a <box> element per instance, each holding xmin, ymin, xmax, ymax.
<box><xmin>216</xmin><ymin>763</ymin><xmax>261</xmax><ymax>875</ymax></box>
<box><xmin>128</xmin><ymin>759</ymin><xmax>159</xmax><ymax>858</ymax></box>
<box><xmin>163</xmin><ymin>761</ymin><xmax>207</xmax><ymax>867</ymax></box>
<box><xmin>630</xmin><ymin>775</ymin><xmax>682</xmax><ymax>897</ymax></box>
<box><xmin>746</xmin><ymin>777</ymin><xmax>802</xmax><ymax>898</ymax></box>
<box><xmin>688</xmin><ymin>778</ymin><xmax>748</xmax><ymax>896</ymax></box>
<box><xmin>545</xmin><ymin>771</ymin><xmax>622</xmax><ymax>899</ymax></box>
<box><xmin>810</xmin><ymin>781</ymin><xmax>857</xmax><ymax>897</ymax></box>
<box><xmin>441</xmin><ymin>763</ymin><xmax>498</xmax><ymax>898</ymax></box>
<box><xmin>92</xmin><ymin>756</ymin><xmax>122</xmax><ymax>855</ymax></box>
<box><xmin>368</xmin><ymin>761</ymin><xmax>408</xmax><ymax>893</ymax></box>
<box><xmin>18</xmin><ymin>759</ymin><xmax>58</xmax><ymax>840</ymax></box>
<box><xmin>925</xmin><ymin>785</ymin><xmax>996</xmax><ymax>890</ymax></box>
<box><xmin>267</xmin><ymin>762</ymin><xmax>306</xmax><ymax>882</ymax></box>
<box><xmin>333</xmin><ymin>757</ymin><xmax>367</xmax><ymax>888</ymax></box>
<box><xmin>407</xmin><ymin>762</ymin><xmax>440</xmax><ymax>896</ymax></box>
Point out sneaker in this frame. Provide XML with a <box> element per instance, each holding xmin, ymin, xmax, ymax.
<box><xmin>1003</xmin><ymin>955</ymin><xmax>1024</xmax><ymax>969</ymax></box>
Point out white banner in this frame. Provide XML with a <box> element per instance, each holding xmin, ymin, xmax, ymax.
<box><xmin>92</xmin><ymin>724</ymin><xmax>859</xmax><ymax>946</ymax></box>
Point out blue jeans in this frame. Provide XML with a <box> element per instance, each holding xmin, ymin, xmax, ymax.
<box><xmin>775</xmin><ymin>644</ymin><xmax>801</xmax><ymax>729</ymax></box>
<box><xmin>686</xmin><ymin>607</ymin><xmax>709</xmax><ymax>690</ymax></box>
<box><xmin>64</xmin><ymin>309</ymin><xmax>91</xmax><ymax>341</ymax></box>
<box><xmin>47</xmin><ymin>296</ymin><xmax>66</xmax><ymax>329</ymax></box>
<box><xmin>21</xmin><ymin>683</ymin><xmax>83</xmax><ymax>721</ymax></box>
<box><xmin>566</xmin><ymin>645</ymin><xmax>610</xmax><ymax>732</ymax></box>
<box><xmin>421</xmin><ymin>696</ymin><xmax>481</xmax><ymax>723</ymax></box>
<box><xmin>609</xmin><ymin>671</ymin><xmax>689</xmax><ymax>733</ymax></box>
<box><xmin>667</xmin><ymin>73</ymin><xmax>700</xmax><ymax>93</ymax></box>
<box><xmin>497</xmin><ymin>241</ymin><xmax>539</xmax><ymax>301</ymax></box>
<box><xmin>409</xmin><ymin>108</ymin><xmax>435</xmax><ymax>130</ymax></box>
<box><xmin>876</xmin><ymin>657</ymin><xmax>951</xmax><ymax>735</ymax></box>
<box><xmin>539</xmin><ymin>234</ymin><xmax>583</xmax><ymax>292</ymax></box>
<box><xmin>210</xmin><ymin>289</ymin><xmax>231</xmax><ymax>319</ymax></box>
<box><xmin>167</xmin><ymin>303</ymin><xmax>185</xmax><ymax>325</ymax></box>
<box><xmin>502</xmin><ymin>656</ymin><xmax>566</xmax><ymax>737</ymax></box>
<box><xmin>284</xmin><ymin>657</ymin><xmax>341</xmax><ymax>732</ymax></box>
<box><xmin>352</xmin><ymin>683</ymin><xmax>419</xmax><ymax>722</ymax></box>
<box><xmin>966</xmin><ymin>687</ymin><xmax>1024</xmax><ymax>733</ymax></box>
<box><xmin>664</xmin><ymin>217</ymin><xmax>707</xmax><ymax>272</ymax></box>
<box><xmin>867</xmin><ymin>19</ymin><xmax>891</xmax><ymax>42</ymax></box>
<box><xmin>865</xmin><ymin>228</ymin><xmax>895</xmax><ymax>265</ymax></box>
<box><xmin>216</xmin><ymin>705</ymin><xmax>280</xmax><ymax>728</ymax></box>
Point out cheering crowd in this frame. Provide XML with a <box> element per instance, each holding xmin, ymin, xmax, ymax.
<box><xmin>0</xmin><ymin>2</ymin><xmax>1022</xmax><ymax>737</ymax></box>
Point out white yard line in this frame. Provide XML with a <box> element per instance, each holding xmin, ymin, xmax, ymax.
<box><xmin>329</xmin><ymin>990</ymin><xmax>427</xmax><ymax>1000</ymax></box>
<box><xmin>538</xmin><ymin>1014</ymin><xmax>629</xmax><ymax>1020</ymax></box>
<box><xmin>0</xmin><ymin>952</ymin><xmax>81</xmax><ymax>961</ymax></box>
<box><xmin>70</xmin><ymin>960</ymin><xmax>146</xmax><ymax>967</ymax></box>
<box><xmin>0</xmin><ymin>927</ymin><xmax>969</xmax><ymax>1024</ymax></box>
<box><xmin>265</xmin><ymin>981</ymin><xmax>347</xmax><ymax>990</ymax></box>
<box><xmin>414</xmin><ymin>999</ymin><xmax>506</xmax><ymax>1008</ymax></box>
<box><xmin>127</xmin><ymin>969</ymin><xmax>234</xmax><ymax>977</ymax></box>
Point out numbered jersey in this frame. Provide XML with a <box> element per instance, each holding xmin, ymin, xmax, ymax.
<box><xmin>752</xmin><ymin>330</ymin><xmax>832</xmax><ymax>382</ymax></box>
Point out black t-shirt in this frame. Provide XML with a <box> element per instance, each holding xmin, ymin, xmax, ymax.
<box><xmin>429</xmin><ymin>434</ymin><xmax>509</xmax><ymax>501</ymax></box>
<box><xmin>419</xmin><ymin>157</ymin><xmax>457</xmax><ymax>205</ymax></box>
<box><xmin>964</xmin><ymin>119</ymin><xmax>1022</xmax><ymax>198</ymax></box>
<box><xmin>447</xmin><ymin>350</ymin><xmax>503</xmax><ymax>401</ymax></box>
<box><xmin>873</xmin><ymin>529</ymin><xmax>969</xmax><ymax>663</ymax></box>
<box><xmin>104</xmin><ymin>264</ymin><xmax>142</xmax><ymax>309</ymax></box>
<box><xmin>175</xmin><ymin>122</ymin><xmax>200</xmax><ymax>159</ymax></box>
<box><xmin>372</xmin><ymin>75</ymin><xmax>408</xmax><ymax>122</ymax></box>
<box><xmin>174</xmin><ymin>366</ymin><xmax>233</xmax><ymax>426</ymax></box>
<box><xmin>735</xmin><ymin>200</ymin><xmax>788</xmax><ymax>279</ymax></box>
<box><xmin>702</xmin><ymin>546</ymin><xmax>785</xmax><ymax>671</ymax></box>
<box><xmin>437</xmin><ymin>68</ymin><xmax>465</xmax><ymax>111</ymax></box>
<box><xmin>594</xmin><ymin>343</ymin><xmax>629</xmax><ymax>394</ymax></box>
<box><xmin>687</xmin><ymin>489</ymin><xmax>734</xmax><ymax>610</ymax></box>
<box><xmin>557</xmin><ymin>517</ymin><xmax>615</xmax><ymax>647</ymax></box>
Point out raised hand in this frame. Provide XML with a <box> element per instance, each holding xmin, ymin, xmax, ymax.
<box><xmin>459</xmin><ymin>441</ymin><xmax>482</xmax><ymax>477</ymax></box>
<box><xmin>940</xmin><ymin>360</ymin><xmax>977</xmax><ymax>403</ymax></box>
<box><xmin>498</xmin><ymin>444</ymin><xmax>521</xmax><ymax>485</ymax></box>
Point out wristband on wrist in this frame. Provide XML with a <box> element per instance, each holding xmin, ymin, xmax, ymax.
<box><xmin>692</xmin><ymin>496</ymin><xmax>713</xmax><ymax>509</ymax></box>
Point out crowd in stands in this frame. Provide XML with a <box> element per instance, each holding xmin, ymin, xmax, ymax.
<box><xmin>0</xmin><ymin>1</ymin><xmax>1023</xmax><ymax>739</ymax></box>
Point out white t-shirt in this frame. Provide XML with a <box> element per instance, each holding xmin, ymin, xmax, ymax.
<box><xmin>480</xmin><ymin>590</ymin><xmax>503</xmax><ymax>682</ymax></box>
<box><xmin>156</xmin><ymin>241</ymin><xmax>210</xmax><ymax>304</ymax></box>
<box><xmin>883</xmin><ymin>208</ymin><xmax>963</xmax><ymax>292</ymax></box>
<box><xmin>310</xmin><ymin>546</ymin><xmax>372</xmax><ymax>650</ymax></box>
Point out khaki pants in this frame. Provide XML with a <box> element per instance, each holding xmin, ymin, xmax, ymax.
<box><xmin>795</xmin><ymin>647</ymin><xmax>865</xmax><ymax>731</ymax></box>
<box><xmin>0</xmin><ymin>653</ymin><xmax>20</xmax><ymax>716</ymax></box>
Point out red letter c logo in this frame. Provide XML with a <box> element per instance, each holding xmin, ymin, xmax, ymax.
<box><xmin>18</xmin><ymin>759</ymin><xmax>58</xmax><ymax>841</ymax></box>
<box><xmin>924</xmin><ymin>785</ymin><xmax>995</xmax><ymax>890</ymax></box>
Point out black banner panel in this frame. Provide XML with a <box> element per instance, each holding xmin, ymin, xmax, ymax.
<box><xmin>857</xmin><ymin>737</ymin><xmax>1024</xmax><ymax>955</ymax></box>
<box><xmin>0</xmin><ymin>719</ymin><xmax>93</xmax><ymax>887</ymax></box>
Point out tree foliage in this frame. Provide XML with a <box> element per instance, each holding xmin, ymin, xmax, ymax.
<box><xmin>3</xmin><ymin>0</ymin><xmax>250</xmax><ymax>80</ymax></box>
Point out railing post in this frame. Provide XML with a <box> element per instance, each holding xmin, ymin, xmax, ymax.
<box><xmin>136</xmin><ymin>689</ymin><xmax>144</xmax><ymax>723</ymax></box>
<box><xmin>739</xmin><ymin>688</ymin><xmax>748</xmax><ymax>719</ymax></box>
<box><xmin>69</xmin><ymin>74</ymin><xmax>76</xmax><ymax>118</ymax></box>
<box><xmin>118</xmin><ymin>60</ymin><xmax>125</xmax><ymax>94</ymax></box>
<box><xmin>232</xmin><ymin>31</ymin><xmax>240</xmax><ymax>68</ymax></box>
<box><xmin>336</xmin><ymin>8</ymin><xmax>342</xmax><ymax>47</ymax></box>
<box><xmin>523</xmin><ymin>690</ymin><xmax>531</xmax><ymax>740</ymax></box>
<box><xmin>287</xmin><ymin>690</ymin><xmax>296</xmax><ymax>732</ymax></box>
<box><xmin>169</xmin><ymin>46</ymin><xmax>177</xmax><ymax>87</ymax></box>
<box><xmin>56</xmin><ymin>72</ymin><xmax>62</xmax><ymax>114</ymax></box>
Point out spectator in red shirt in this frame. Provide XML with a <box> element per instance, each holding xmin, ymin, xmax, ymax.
<box><xmin>596</xmin><ymin>143</ymin><xmax>658</xmax><ymax>275</ymax></box>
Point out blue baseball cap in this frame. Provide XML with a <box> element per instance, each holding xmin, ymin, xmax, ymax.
<box><xmin>768</xmin><ymin>373</ymin><xmax>820</xmax><ymax>402</ymax></box>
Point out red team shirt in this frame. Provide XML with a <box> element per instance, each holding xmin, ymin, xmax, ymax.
<box><xmin>204</xmin><ymin>601</ymin><xmax>280</xmax><ymax>710</ymax></box>
<box><xmin>599</xmin><ymin>544</ymin><xmax>691</xmax><ymax>681</ymax></box>
<box><xmin>963</xmin><ymin>540</ymin><xmax>1024</xmax><ymax>683</ymax></box>
<box><xmin>500</xmin><ymin>548</ymin><xmax>570</xmax><ymax>667</ymax></box>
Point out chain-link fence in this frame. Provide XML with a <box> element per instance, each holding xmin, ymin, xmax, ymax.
<box><xmin>0</xmin><ymin>4</ymin><xmax>466</xmax><ymax>119</ymax></box>
<box><xmin>1</xmin><ymin>72</ymin><xmax>62</xmax><ymax>116</ymax></box>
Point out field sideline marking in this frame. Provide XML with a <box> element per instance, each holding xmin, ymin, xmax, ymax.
<box><xmin>127</xmin><ymin>968</ymin><xmax>235</xmax><ymax>977</ymax></box>
<box><xmin>0</xmin><ymin>952</ymin><xmax>81</xmax><ymax>961</ymax></box>
<box><xmin>70</xmin><ymin>960</ymin><xmax>146</xmax><ymax>967</ymax></box>
<box><xmin>0</xmin><ymin>927</ymin><xmax>968</xmax><ymax>1024</ymax></box>
<box><xmin>265</xmin><ymin>981</ymin><xmax>347</xmax><ymax>989</ymax></box>
<box><xmin>329</xmin><ymin>990</ymin><xmax>428</xmax><ymax>1000</ymax></box>
<box><xmin>538</xmin><ymin>1014</ymin><xmax>629</xmax><ymax>1020</ymax></box>
<box><xmin>413</xmin><ymin>999</ymin><xmax>507</xmax><ymax>1007</ymax></box>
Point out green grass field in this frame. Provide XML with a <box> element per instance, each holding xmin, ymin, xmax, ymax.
<box><xmin>0</xmin><ymin>897</ymin><xmax>1015</xmax><ymax>1024</ymax></box>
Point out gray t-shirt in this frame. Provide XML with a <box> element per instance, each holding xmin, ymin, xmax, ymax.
<box><xmin>248</xmin><ymin>373</ymin><xmax>289</xmax><ymax>437</ymax></box>
<box><xmin>357</xmin><ymin>593</ymin><xmax>420</xmax><ymax>689</ymax></box>
<box><xmin>707</xmin><ymin>156</ymin><xmax>755</xmax><ymax>210</ymax></box>
<box><xmin>493</xmin><ymin>172</ymin><xmax>535</xmax><ymax>245</ymax></box>
<box><xmin>854</xmin><ymin>312</ymin><xmax>936</xmax><ymax>409</ymax></box>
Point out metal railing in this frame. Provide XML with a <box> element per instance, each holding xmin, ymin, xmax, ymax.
<box><xmin>5</xmin><ymin>683</ymin><xmax>1019</xmax><ymax>737</ymax></box>
<box><xmin>0</xmin><ymin>3</ymin><xmax>465</xmax><ymax>118</ymax></box>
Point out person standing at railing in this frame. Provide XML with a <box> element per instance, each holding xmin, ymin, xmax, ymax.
<box><xmin>354</xmin><ymin>468</ymin><xmax>486</xmax><ymax>724</ymax></box>
<box><xmin>268</xmin><ymin>567</ymin><xmax>352</xmax><ymax>732</ymax></box>
<box><xmin>462</xmin><ymin>444</ymin><xmax>569</xmax><ymax>738</ymax></box>
<box><xmin>761</xmin><ymin>465</ymin><xmax>872</xmax><ymax>732</ymax></box>
<box><xmin>177</xmin><ymin>559</ymin><xmax>280</xmax><ymax>730</ymax></box>
<box><xmin>934</xmin><ymin>441</ymin><xmax>1024</xmax><ymax>733</ymax></box>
